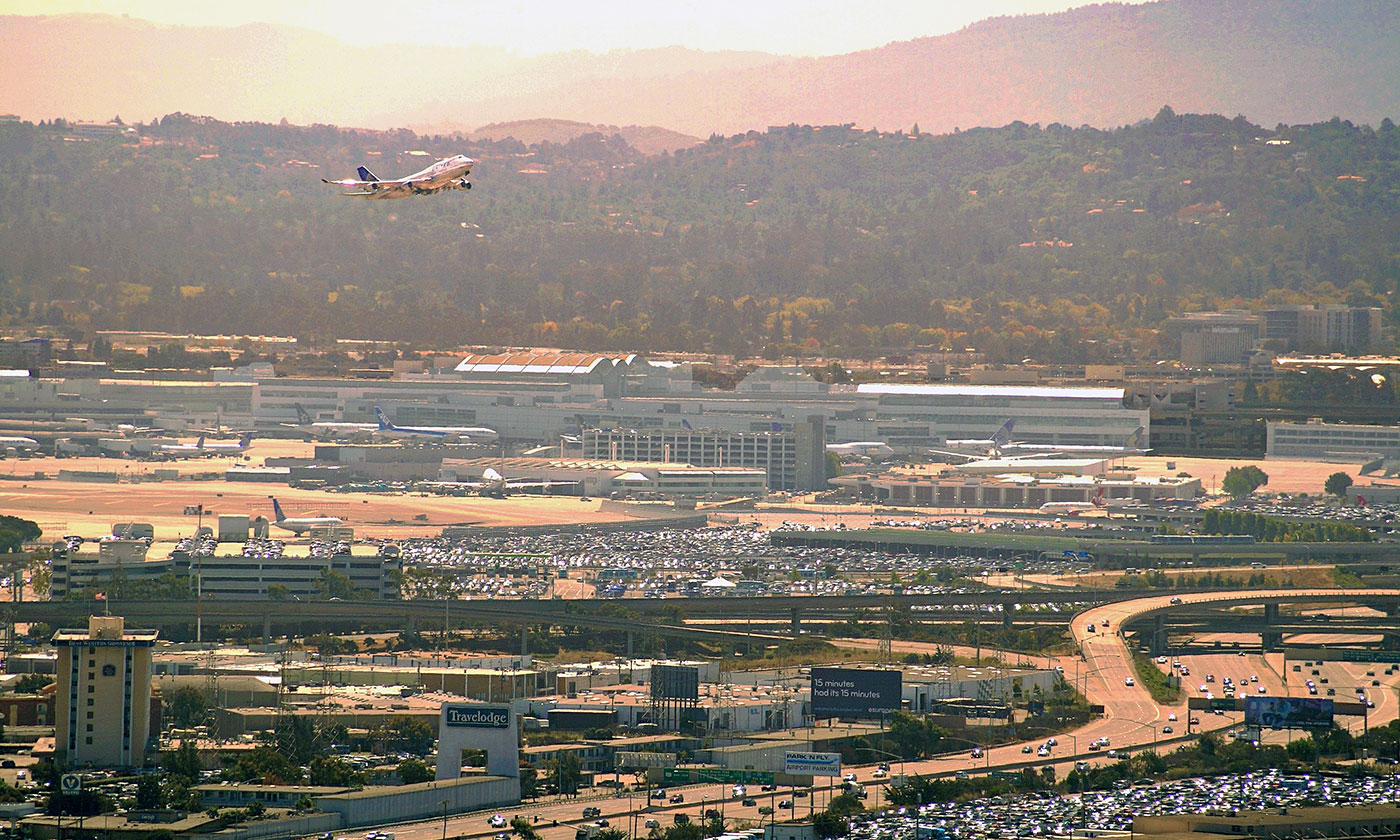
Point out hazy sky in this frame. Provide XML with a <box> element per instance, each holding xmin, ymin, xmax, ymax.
<box><xmin>1</xmin><ymin>0</ymin><xmax>1145</xmax><ymax>55</ymax></box>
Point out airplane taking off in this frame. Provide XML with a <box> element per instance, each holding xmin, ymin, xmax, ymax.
<box><xmin>1000</xmin><ymin>426</ymin><xmax>1149</xmax><ymax>458</ymax></box>
<box><xmin>826</xmin><ymin>441</ymin><xmax>896</xmax><ymax>458</ymax></box>
<box><xmin>285</xmin><ymin>404</ymin><xmax>377</xmax><ymax>440</ymax></box>
<box><xmin>1039</xmin><ymin>488</ymin><xmax>1106</xmax><ymax>514</ymax></box>
<box><xmin>322</xmin><ymin>154</ymin><xmax>475</xmax><ymax>199</ymax></box>
<box><xmin>269</xmin><ymin>498</ymin><xmax>345</xmax><ymax>535</ymax></box>
<box><xmin>373</xmin><ymin>408</ymin><xmax>498</xmax><ymax>443</ymax></box>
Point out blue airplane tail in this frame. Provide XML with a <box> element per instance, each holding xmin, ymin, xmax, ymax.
<box><xmin>357</xmin><ymin>166</ymin><xmax>379</xmax><ymax>182</ymax></box>
<box><xmin>374</xmin><ymin>407</ymin><xmax>395</xmax><ymax>431</ymax></box>
<box><xmin>271</xmin><ymin>497</ymin><xmax>286</xmax><ymax>522</ymax></box>
<box><xmin>1128</xmin><ymin>425</ymin><xmax>1145</xmax><ymax>448</ymax></box>
<box><xmin>992</xmin><ymin>419</ymin><xmax>1015</xmax><ymax>446</ymax></box>
<box><xmin>195</xmin><ymin>434</ymin><xmax>206</xmax><ymax>450</ymax></box>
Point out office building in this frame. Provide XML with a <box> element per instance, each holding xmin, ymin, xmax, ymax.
<box><xmin>1266</xmin><ymin>420</ymin><xmax>1400</xmax><ymax>461</ymax></box>
<box><xmin>575</xmin><ymin>416</ymin><xmax>825</xmax><ymax>491</ymax></box>
<box><xmin>1299</xmin><ymin>306</ymin><xmax>1382</xmax><ymax>351</ymax></box>
<box><xmin>53</xmin><ymin>616</ymin><xmax>157</xmax><ymax>767</ymax></box>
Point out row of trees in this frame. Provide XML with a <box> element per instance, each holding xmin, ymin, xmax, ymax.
<box><xmin>1200</xmin><ymin>508</ymin><xmax>1372</xmax><ymax>542</ymax></box>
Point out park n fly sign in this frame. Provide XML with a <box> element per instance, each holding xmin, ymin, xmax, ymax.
<box><xmin>443</xmin><ymin>704</ymin><xmax>511</xmax><ymax>728</ymax></box>
<box><xmin>784</xmin><ymin>752</ymin><xmax>842</xmax><ymax>777</ymax></box>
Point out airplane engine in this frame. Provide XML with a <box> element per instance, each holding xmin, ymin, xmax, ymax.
<box><xmin>457</xmin><ymin>179</ymin><xmax>472</xmax><ymax>190</ymax></box>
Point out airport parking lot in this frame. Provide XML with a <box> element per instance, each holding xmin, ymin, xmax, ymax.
<box><xmin>853</xmin><ymin>771</ymin><xmax>1400</xmax><ymax>840</ymax></box>
<box><xmin>389</xmin><ymin>525</ymin><xmax>1095</xmax><ymax>599</ymax></box>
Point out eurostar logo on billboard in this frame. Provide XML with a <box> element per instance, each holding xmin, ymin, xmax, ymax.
<box><xmin>444</xmin><ymin>705</ymin><xmax>511</xmax><ymax>728</ymax></box>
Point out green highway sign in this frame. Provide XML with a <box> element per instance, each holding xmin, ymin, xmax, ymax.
<box><xmin>662</xmin><ymin>768</ymin><xmax>776</xmax><ymax>785</ymax></box>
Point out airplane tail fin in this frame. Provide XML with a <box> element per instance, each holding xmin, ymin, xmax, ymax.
<box><xmin>195</xmin><ymin>434</ymin><xmax>206</xmax><ymax>450</ymax></box>
<box><xmin>1358</xmin><ymin>495</ymin><xmax>1368</xmax><ymax>507</ymax></box>
<box><xmin>357</xmin><ymin>166</ymin><xmax>379</xmax><ymax>182</ymax></box>
<box><xmin>240</xmin><ymin>432</ymin><xmax>253</xmax><ymax>447</ymax></box>
<box><xmin>1128</xmin><ymin>425</ymin><xmax>1146</xmax><ymax>448</ymax></box>
<box><xmin>992</xmin><ymin>419</ymin><xmax>1015</xmax><ymax>446</ymax></box>
<box><xmin>271</xmin><ymin>497</ymin><xmax>286</xmax><ymax>522</ymax></box>
<box><xmin>374</xmin><ymin>407</ymin><xmax>394</xmax><ymax>431</ymax></box>
<box><xmin>1093</xmin><ymin>488</ymin><xmax>1106</xmax><ymax>507</ymax></box>
<box><xmin>294</xmin><ymin>403</ymin><xmax>312</xmax><ymax>424</ymax></box>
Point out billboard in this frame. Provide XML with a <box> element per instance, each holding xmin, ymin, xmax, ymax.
<box><xmin>616</xmin><ymin>752</ymin><xmax>678</xmax><ymax>769</ymax></box>
<box><xmin>810</xmin><ymin>667</ymin><xmax>902</xmax><ymax>719</ymax></box>
<box><xmin>1244</xmin><ymin>696</ymin><xmax>1334</xmax><ymax>729</ymax></box>
<box><xmin>784</xmin><ymin>752</ymin><xmax>842</xmax><ymax>777</ymax></box>
<box><xmin>443</xmin><ymin>705</ymin><xmax>511</xmax><ymax>728</ymax></box>
<box><xmin>651</xmin><ymin>664</ymin><xmax>700</xmax><ymax>701</ymax></box>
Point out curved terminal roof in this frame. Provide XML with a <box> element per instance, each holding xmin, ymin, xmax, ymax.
<box><xmin>454</xmin><ymin>352</ymin><xmax>641</xmax><ymax>375</ymax></box>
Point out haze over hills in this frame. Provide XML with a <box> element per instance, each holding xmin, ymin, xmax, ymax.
<box><xmin>4</xmin><ymin>1</ymin><xmax>1399</xmax><ymax>138</ymax></box>
<box><xmin>468</xmin><ymin>119</ymin><xmax>701</xmax><ymax>155</ymax></box>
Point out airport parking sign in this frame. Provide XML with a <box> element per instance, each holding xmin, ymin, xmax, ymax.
<box><xmin>60</xmin><ymin>774</ymin><xmax>81</xmax><ymax>794</ymax></box>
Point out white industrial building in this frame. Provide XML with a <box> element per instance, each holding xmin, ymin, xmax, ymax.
<box><xmin>1266</xmin><ymin>420</ymin><xmax>1400</xmax><ymax>462</ymax></box>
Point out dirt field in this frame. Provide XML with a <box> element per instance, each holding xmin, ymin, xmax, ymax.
<box><xmin>0</xmin><ymin>437</ymin><xmax>639</xmax><ymax>541</ymax></box>
<box><xmin>1120</xmin><ymin>455</ymin><xmax>1357</xmax><ymax>495</ymax></box>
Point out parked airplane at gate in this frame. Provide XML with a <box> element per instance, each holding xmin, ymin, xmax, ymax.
<box><xmin>1039</xmin><ymin>488</ymin><xmax>1107</xmax><ymax>514</ymax></box>
<box><xmin>270</xmin><ymin>498</ymin><xmax>345</xmax><ymax>535</ymax></box>
<box><xmin>284</xmin><ymin>404</ymin><xmax>377</xmax><ymax>440</ymax></box>
<box><xmin>322</xmin><ymin>154</ymin><xmax>475</xmax><ymax>199</ymax></box>
<box><xmin>999</xmin><ymin>426</ymin><xmax>1149</xmax><ymax>458</ymax></box>
<box><xmin>373</xmin><ymin>408</ymin><xmax>498</xmax><ymax>443</ymax></box>
<box><xmin>826</xmin><ymin>441</ymin><xmax>895</xmax><ymax>458</ymax></box>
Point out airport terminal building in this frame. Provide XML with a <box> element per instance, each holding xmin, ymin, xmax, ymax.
<box><xmin>250</xmin><ymin>360</ymin><xmax>1148</xmax><ymax>450</ymax></box>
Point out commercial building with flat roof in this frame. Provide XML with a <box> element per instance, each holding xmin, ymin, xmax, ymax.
<box><xmin>831</xmin><ymin>471</ymin><xmax>1201</xmax><ymax>509</ymax></box>
<box><xmin>1266</xmin><ymin>420</ymin><xmax>1400</xmax><ymax>462</ymax></box>
<box><xmin>53</xmin><ymin>616</ymin><xmax>156</xmax><ymax>767</ymax></box>
<box><xmin>574</xmin><ymin>417</ymin><xmax>825</xmax><ymax>491</ymax></box>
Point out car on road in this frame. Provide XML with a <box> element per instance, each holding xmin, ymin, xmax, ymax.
<box><xmin>645</xmin><ymin>820</ymin><xmax>660</xmax><ymax>829</ymax></box>
<box><xmin>1022</xmin><ymin>745</ymin><xmax>1033</xmax><ymax>753</ymax></box>
<box><xmin>1125</xmin><ymin>677</ymin><xmax>1135</xmax><ymax>686</ymax></box>
<box><xmin>970</xmin><ymin>748</ymin><xmax>983</xmax><ymax>758</ymax></box>
<box><xmin>488</xmin><ymin>815</ymin><xmax>507</xmax><ymax>828</ymax></box>
<box><xmin>1167</xmin><ymin>713</ymin><xmax>1177</xmax><ymax>721</ymax></box>
<box><xmin>742</xmin><ymin>798</ymin><xmax>757</xmax><ymax>807</ymax></box>
<box><xmin>779</xmin><ymin>800</ymin><xmax>793</xmax><ymax>810</ymax></box>
<box><xmin>872</xmin><ymin>768</ymin><xmax>887</xmax><ymax>778</ymax></box>
<box><xmin>668</xmin><ymin>794</ymin><xmax>684</xmax><ymax>804</ymax></box>
<box><xmin>652</xmin><ymin>789</ymin><xmax>667</xmax><ymax>800</ymax></box>
<box><xmin>1162</xmin><ymin>726</ymin><xmax>1174</xmax><ymax>734</ymax></box>
<box><xmin>582</xmin><ymin>807</ymin><xmax>601</xmax><ymax>818</ymax></box>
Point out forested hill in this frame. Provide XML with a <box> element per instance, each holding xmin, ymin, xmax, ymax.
<box><xmin>1</xmin><ymin>110</ymin><xmax>1398</xmax><ymax>362</ymax></box>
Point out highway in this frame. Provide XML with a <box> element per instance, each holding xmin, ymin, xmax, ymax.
<box><xmin>297</xmin><ymin>587</ymin><xmax>1400</xmax><ymax>840</ymax></box>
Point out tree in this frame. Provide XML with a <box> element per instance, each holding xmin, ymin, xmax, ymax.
<box><xmin>372</xmin><ymin>716</ymin><xmax>434</xmax><ymax>756</ymax></box>
<box><xmin>165</xmin><ymin>685</ymin><xmax>211</xmax><ymax>728</ymax></box>
<box><xmin>510</xmin><ymin>816</ymin><xmax>541</xmax><ymax>840</ymax></box>
<box><xmin>518</xmin><ymin>762</ymin><xmax>539</xmax><ymax>799</ymax></box>
<box><xmin>308</xmin><ymin>755</ymin><xmax>364</xmax><ymax>787</ymax></box>
<box><xmin>266</xmin><ymin>583</ymin><xmax>290</xmax><ymax>601</ymax></box>
<box><xmin>595</xmin><ymin>830</ymin><xmax>629</xmax><ymax>840</ymax></box>
<box><xmin>397</xmin><ymin>758</ymin><xmax>433</xmax><ymax>784</ymax></box>
<box><xmin>0</xmin><ymin>516</ymin><xmax>41</xmax><ymax>553</ymax></box>
<box><xmin>162</xmin><ymin>740</ymin><xmax>204</xmax><ymax>784</ymax></box>
<box><xmin>225</xmin><ymin>747</ymin><xmax>302</xmax><ymax>785</ymax></box>
<box><xmin>135</xmin><ymin>773</ymin><xmax>166</xmax><ymax>809</ymax></box>
<box><xmin>1324</xmin><ymin>471</ymin><xmax>1354</xmax><ymax>499</ymax></box>
<box><xmin>546</xmin><ymin>752</ymin><xmax>583</xmax><ymax>796</ymax></box>
<box><xmin>1221</xmin><ymin>465</ymin><xmax>1269</xmax><ymax>498</ymax></box>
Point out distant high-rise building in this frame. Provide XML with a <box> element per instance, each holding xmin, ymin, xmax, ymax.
<box><xmin>53</xmin><ymin>616</ymin><xmax>156</xmax><ymax>767</ymax></box>
<box><xmin>1298</xmin><ymin>306</ymin><xmax>1382</xmax><ymax>351</ymax></box>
